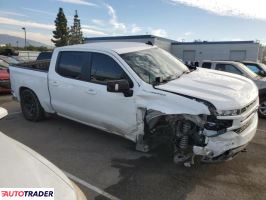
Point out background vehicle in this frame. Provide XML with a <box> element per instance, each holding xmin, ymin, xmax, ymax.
<box><xmin>0</xmin><ymin>107</ymin><xmax>87</xmax><ymax>200</ymax></box>
<box><xmin>0</xmin><ymin>55</ymin><xmax>19</xmax><ymax>66</ymax></box>
<box><xmin>241</xmin><ymin>61</ymin><xmax>266</xmax><ymax>77</ymax></box>
<box><xmin>0</xmin><ymin>66</ymin><xmax>10</xmax><ymax>93</ymax></box>
<box><xmin>0</xmin><ymin>55</ymin><xmax>18</xmax><ymax>93</ymax></box>
<box><xmin>200</xmin><ymin>60</ymin><xmax>266</xmax><ymax>118</ymax></box>
<box><xmin>9</xmin><ymin>42</ymin><xmax>259</xmax><ymax>164</ymax></box>
<box><xmin>36</xmin><ymin>51</ymin><xmax>53</xmax><ymax>61</ymax></box>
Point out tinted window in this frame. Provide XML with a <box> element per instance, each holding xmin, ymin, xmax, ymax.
<box><xmin>215</xmin><ymin>64</ymin><xmax>243</xmax><ymax>75</ymax></box>
<box><xmin>244</xmin><ymin>64</ymin><xmax>261</xmax><ymax>74</ymax></box>
<box><xmin>202</xmin><ymin>62</ymin><xmax>212</xmax><ymax>69</ymax></box>
<box><xmin>56</xmin><ymin>51</ymin><xmax>87</xmax><ymax>79</ymax></box>
<box><xmin>37</xmin><ymin>52</ymin><xmax>52</xmax><ymax>60</ymax></box>
<box><xmin>91</xmin><ymin>53</ymin><xmax>125</xmax><ymax>84</ymax></box>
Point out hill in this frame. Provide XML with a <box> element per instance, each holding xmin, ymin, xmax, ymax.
<box><xmin>0</xmin><ymin>34</ymin><xmax>52</xmax><ymax>48</ymax></box>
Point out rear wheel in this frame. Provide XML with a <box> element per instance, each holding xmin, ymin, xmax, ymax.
<box><xmin>20</xmin><ymin>89</ymin><xmax>45</xmax><ymax>121</ymax></box>
<box><xmin>259</xmin><ymin>96</ymin><xmax>266</xmax><ymax>119</ymax></box>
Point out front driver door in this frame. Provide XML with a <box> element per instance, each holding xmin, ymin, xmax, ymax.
<box><xmin>82</xmin><ymin>52</ymin><xmax>138</xmax><ymax>137</ymax></box>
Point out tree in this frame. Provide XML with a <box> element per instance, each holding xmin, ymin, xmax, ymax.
<box><xmin>69</xmin><ymin>10</ymin><xmax>84</xmax><ymax>45</ymax></box>
<box><xmin>51</xmin><ymin>8</ymin><xmax>69</xmax><ymax>47</ymax></box>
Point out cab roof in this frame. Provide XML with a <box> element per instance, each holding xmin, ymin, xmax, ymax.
<box><xmin>57</xmin><ymin>42</ymin><xmax>154</xmax><ymax>54</ymax></box>
<box><xmin>202</xmin><ymin>60</ymin><xmax>242</xmax><ymax>65</ymax></box>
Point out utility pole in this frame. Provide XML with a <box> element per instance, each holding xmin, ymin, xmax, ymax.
<box><xmin>22</xmin><ymin>27</ymin><xmax>26</xmax><ymax>50</ymax></box>
<box><xmin>16</xmin><ymin>41</ymin><xmax>19</xmax><ymax>50</ymax></box>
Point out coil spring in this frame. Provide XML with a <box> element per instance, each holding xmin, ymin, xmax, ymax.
<box><xmin>182</xmin><ymin>122</ymin><xmax>191</xmax><ymax>133</ymax></box>
<box><xmin>178</xmin><ymin>122</ymin><xmax>191</xmax><ymax>149</ymax></box>
<box><xmin>179</xmin><ymin>135</ymin><xmax>189</xmax><ymax>149</ymax></box>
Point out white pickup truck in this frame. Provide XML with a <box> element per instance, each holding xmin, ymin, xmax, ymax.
<box><xmin>10</xmin><ymin>42</ymin><xmax>259</xmax><ymax>165</ymax></box>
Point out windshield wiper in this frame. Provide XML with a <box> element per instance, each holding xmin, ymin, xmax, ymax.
<box><xmin>152</xmin><ymin>71</ymin><xmax>189</xmax><ymax>86</ymax></box>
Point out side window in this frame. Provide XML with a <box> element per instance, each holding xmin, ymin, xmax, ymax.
<box><xmin>202</xmin><ymin>62</ymin><xmax>212</xmax><ymax>69</ymax></box>
<box><xmin>245</xmin><ymin>64</ymin><xmax>261</xmax><ymax>74</ymax></box>
<box><xmin>56</xmin><ymin>51</ymin><xmax>87</xmax><ymax>79</ymax></box>
<box><xmin>216</xmin><ymin>64</ymin><xmax>243</xmax><ymax>75</ymax></box>
<box><xmin>91</xmin><ymin>53</ymin><xmax>126</xmax><ymax>84</ymax></box>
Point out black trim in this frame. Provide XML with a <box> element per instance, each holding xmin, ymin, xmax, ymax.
<box><xmin>154</xmin><ymin>87</ymin><xmax>218</xmax><ymax>115</ymax></box>
<box><xmin>259</xmin><ymin>89</ymin><xmax>266</xmax><ymax>97</ymax></box>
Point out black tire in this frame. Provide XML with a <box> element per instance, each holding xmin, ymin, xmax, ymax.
<box><xmin>20</xmin><ymin>89</ymin><xmax>45</xmax><ymax>121</ymax></box>
<box><xmin>259</xmin><ymin>96</ymin><xmax>266</xmax><ymax>119</ymax></box>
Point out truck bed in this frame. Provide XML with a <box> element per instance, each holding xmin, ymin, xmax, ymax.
<box><xmin>9</xmin><ymin>61</ymin><xmax>54</xmax><ymax>113</ymax></box>
<box><xmin>13</xmin><ymin>60</ymin><xmax>50</xmax><ymax>72</ymax></box>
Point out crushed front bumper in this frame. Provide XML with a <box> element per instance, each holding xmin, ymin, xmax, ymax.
<box><xmin>193</xmin><ymin>113</ymin><xmax>258</xmax><ymax>162</ymax></box>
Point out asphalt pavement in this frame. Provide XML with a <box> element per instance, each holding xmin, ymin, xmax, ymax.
<box><xmin>0</xmin><ymin>94</ymin><xmax>266</xmax><ymax>200</ymax></box>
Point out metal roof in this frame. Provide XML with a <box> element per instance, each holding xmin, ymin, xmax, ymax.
<box><xmin>172</xmin><ymin>41</ymin><xmax>259</xmax><ymax>45</ymax></box>
<box><xmin>84</xmin><ymin>35</ymin><xmax>175</xmax><ymax>43</ymax></box>
<box><xmin>57</xmin><ymin>42</ymin><xmax>154</xmax><ymax>54</ymax></box>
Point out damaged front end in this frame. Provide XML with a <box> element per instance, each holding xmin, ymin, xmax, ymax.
<box><xmin>136</xmin><ymin>109</ymin><xmax>256</xmax><ymax>166</ymax></box>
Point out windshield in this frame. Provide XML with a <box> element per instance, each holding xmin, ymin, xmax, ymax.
<box><xmin>0</xmin><ymin>60</ymin><xmax>9</xmax><ymax>68</ymax></box>
<box><xmin>0</xmin><ymin>56</ymin><xmax>19</xmax><ymax>64</ymax></box>
<box><xmin>259</xmin><ymin>63</ymin><xmax>266</xmax><ymax>71</ymax></box>
<box><xmin>243</xmin><ymin>62</ymin><xmax>266</xmax><ymax>76</ymax></box>
<box><xmin>120</xmin><ymin>48</ymin><xmax>189</xmax><ymax>84</ymax></box>
<box><xmin>237</xmin><ymin>63</ymin><xmax>259</xmax><ymax>79</ymax></box>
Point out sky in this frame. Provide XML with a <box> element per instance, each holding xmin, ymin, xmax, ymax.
<box><xmin>0</xmin><ymin>0</ymin><xmax>266</xmax><ymax>46</ymax></box>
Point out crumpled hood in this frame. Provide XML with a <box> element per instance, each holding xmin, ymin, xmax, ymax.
<box><xmin>156</xmin><ymin>68</ymin><xmax>258</xmax><ymax>111</ymax></box>
<box><xmin>0</xmin><ymin>132</ymin><xmax>77</xmax><ymax>200</ymax></box>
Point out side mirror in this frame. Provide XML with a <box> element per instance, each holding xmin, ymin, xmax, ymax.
<box><xmin>107</xmin><ymin>80</ymin><xmax>133</xmax><ymax>97</ymax></box>
<box><xmin>259</xmin><ymin>70</ymin><xmax>266</xmax><ymax>76</ymax></box>
<box><xmin>0</xmin><ymin>107</ymin><xmax>8</xmax><ymax>119</ymax></box>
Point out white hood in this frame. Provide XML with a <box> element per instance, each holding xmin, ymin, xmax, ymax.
<box><xmin>0</xmin><ymin>132</ymin><xmax>77</xmax><ymax>200</ymax></box>
<box><xmin>0</xmin><ymin>107</ymin><xmax>7</xmax><ymax>119</ymax></box>
<box><xmin>156</xmin><ymin>68</ymin><xmax>258</xmax><ymax>111</ymax></box>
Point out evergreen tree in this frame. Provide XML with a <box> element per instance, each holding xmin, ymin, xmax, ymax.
<box><xmin>69</xmin><ymin>10</ymin><xmax>84</xmax><ymax>45</ymax></box>
<box><xmin>51</xmin><ymin>8</ymin><xmax>69</xmax><ymax>47</ymax></box>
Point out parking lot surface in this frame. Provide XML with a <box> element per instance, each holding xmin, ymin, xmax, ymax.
<box><xmin>1</xmin><ymin>94</ymin><xmax>266</xmax><ymax>200</ymax></box>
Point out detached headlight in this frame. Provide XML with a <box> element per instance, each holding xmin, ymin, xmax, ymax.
<box><xmin>217</xmin><ymin>109</ymin><xmax>240</xmax><ymax>116</ymax></box>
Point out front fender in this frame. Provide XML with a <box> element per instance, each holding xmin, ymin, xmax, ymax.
<box><xmin>136</xmin><ymin>88</ymin><xmax>211</xmax><ymax>116</ymax></box>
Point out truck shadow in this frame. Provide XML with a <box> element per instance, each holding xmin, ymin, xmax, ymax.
<box><xmin>0</xmin><ymin>107</ymin><xmax>265</xmax><ymax>200</ymax></box>
<box><xmin>95</xmin><ymin>142</ymin><xmax>266</xmax><ymax>200</ymax></box>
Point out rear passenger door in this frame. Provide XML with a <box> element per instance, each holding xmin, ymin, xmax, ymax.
<box><xmin>49</xmin><ymin>51</ymin><xmax>92</xmax><ymax>121</ymax></box>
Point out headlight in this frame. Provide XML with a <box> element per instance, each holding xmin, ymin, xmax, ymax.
<box><xmin>217</xmin><ymin>109</ymin><xmax>240</xmax><ymax>116</ymax></box>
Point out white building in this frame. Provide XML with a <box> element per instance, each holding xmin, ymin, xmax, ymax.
<box><xmin>85</xmin><ymin>35</ymin><xmax>264</xmax><ymax>62</ymax></box>
<box><xmin>172</xmin><ymin>41</ymin><xmax>264</xmax><ymax>63</ymax></box>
